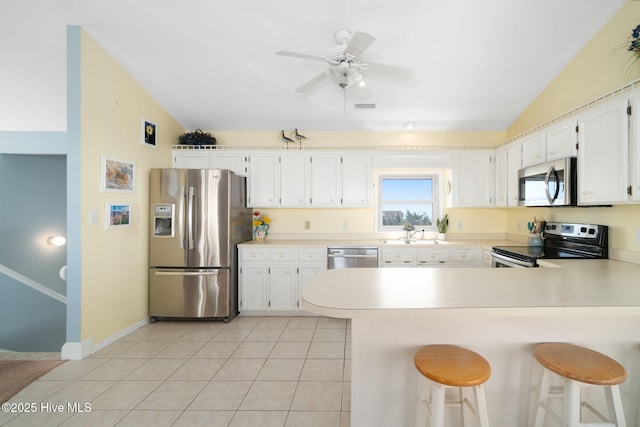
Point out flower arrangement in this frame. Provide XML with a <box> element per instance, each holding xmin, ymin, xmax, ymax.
<box><xmin>626</xmin><ymin>24</ymin><xmax>640</xmax><ymax>72</ymax></box>
<box><xmin>252</xmin><ymin>211</ymin><xmax>271</xmax><ymax>227</ymax></box>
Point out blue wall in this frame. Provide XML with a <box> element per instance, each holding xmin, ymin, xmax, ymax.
<box><xmin>0</xmin><ymin>153</ymin><xmax>67</xmax><ymax>351</ymax></box>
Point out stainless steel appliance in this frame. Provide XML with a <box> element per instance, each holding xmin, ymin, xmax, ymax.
<box><xmin>327</xmin><ymin>247</ymin><xmax>379</xmax><ymax>269</ymax></box>
<box><xmin>518</xmin><ymin>157</ymin><xmax>577</xmax><ymax>207</ymax></box>
<box><xmin>491</xmin><ymin>222</ymin><xmax>608</xmax><ymax>268</ymax></box>
<box><xmin>149</xmin><ymin>169</ymin><xmax>252</xmax><ymax>322</ymax></box>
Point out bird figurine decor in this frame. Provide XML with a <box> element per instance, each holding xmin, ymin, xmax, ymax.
<box><xmin>280</xmin><ymin>130</ymin><xmax>294</xmax><ymax>148</ymax></box>
<box><xmin>294</xmin><ymin>128</ymin><xmax>307</xmax><ymax>147</ymax></box>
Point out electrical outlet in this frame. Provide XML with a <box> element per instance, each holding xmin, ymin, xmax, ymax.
<box><xmin>88</xmin><ymin>210</ymin><xmax>98</xmax><ymax>224</ymax></box>
<box><xmin>457</xmin><ymin>221</ymin><xmax>463</xmax><ymax>230</ymax></box>
<box><xmin>342</xmin><ymin>221</ymin><xmax>349</xmax><ymax>231</ymax></box>
<box><xmin>304</xmin><ymin>220</ymin><xmax>311</xmax><ymax>231</ymax></box>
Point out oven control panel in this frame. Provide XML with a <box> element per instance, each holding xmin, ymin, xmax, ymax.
<box><xmin>544</xmin><ymin>222</ymin><xmax>600</xmax><ymax>239</ymax></box>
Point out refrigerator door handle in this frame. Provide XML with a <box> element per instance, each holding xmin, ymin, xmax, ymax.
<box><xmin>179</xmin><ymin>186</ymin><xmax>186</xmax><ymax>249</ymax></box>
<box><xmin>153</xmin><ymin>271</ymin><xmax>220</xmax><ymax>276</ymax></box>
<box><xmin>187</xmin><ymin>186</ymin><xmax>195</xmax><ymax>250</ymax></box>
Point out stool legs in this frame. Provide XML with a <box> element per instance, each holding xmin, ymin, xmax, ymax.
<box><xmin>416</xmin><ymin>378</ymin><xmax>490</xmax><ymax>427</ymax></box>
<box><xmin>531</xmin><ymin>367</ymin><xmax>627</xmax><ymax>427</ymax></box>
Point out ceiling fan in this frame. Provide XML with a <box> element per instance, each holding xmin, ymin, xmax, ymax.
<box><xmin>276</xmin><ymin>29</ymin><xmax>414</xmax><ymax>94</ymax></box>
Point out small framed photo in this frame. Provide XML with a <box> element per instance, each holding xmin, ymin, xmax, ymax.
<box><xmin>141</xmin><ymin>118</ymin><xmax>157</xmax><ymax>148</ymax></box>
<box><xmin>101</xmin><ymin>156</ymin><xmax>135</xmax><ymax>192</ymax></box>
<box><xmin>106</xmin><ymin>202</ymin><xmax>131</xmax><ymax>229</ymax></box>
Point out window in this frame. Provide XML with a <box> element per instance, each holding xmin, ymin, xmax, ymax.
<box><xmin>378</xmin><ymin>174</ymin><xmax>439</xmax><ymax>230</ymax></box>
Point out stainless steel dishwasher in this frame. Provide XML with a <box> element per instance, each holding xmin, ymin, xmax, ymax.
<box><xmin>327</xmin><ymin>247</ymin><xmax>379</xmax><ymax>269</ymax></box>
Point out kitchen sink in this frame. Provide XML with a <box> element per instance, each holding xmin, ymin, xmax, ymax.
<box><xmin>379</xmin><ymin>239</ymin><xmax>447</xmax><ymax>245</ymax></box>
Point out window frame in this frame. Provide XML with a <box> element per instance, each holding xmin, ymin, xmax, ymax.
<box><xmin>377</xmin><ymin>173</ymin><xmax>440</xmax><ymax>232</ymax></box>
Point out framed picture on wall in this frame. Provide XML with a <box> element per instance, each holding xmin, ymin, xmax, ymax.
<box><xmin>101</xmin><ymin>156</ymin><xmax>135</xmax><ymax>192</ymax></box>
<box><xmin>141</xmin><ymin>117</ymin><xmax>157</xmax><ymax>148</ymax></box>
<box><xmin>106</xmin><ymin>202</ymin><xmax>132</xmax><ymax>229</ymax></box>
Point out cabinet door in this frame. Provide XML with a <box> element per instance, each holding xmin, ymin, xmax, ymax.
<box><xmin>210</xmin><ymin>152</ymin><xmax>248</xmax><ymax>176</ymax></box>
<box><xmin>297</xmin><ymin>263</ymin><xmax>326</xmax><ymax>311</ymax></box>
<box><xmin>494</xmin><ymin>147</ymin><xmax>508</xmax><ymax>207</ymax></box>
<box><xmin>240</xmin><ymin>265</ymin><xmax>267</xmax><ymax>311</ymax></box>
<box><xmin>629</xmin><ymin>95</ymin><xmax>640</xmax><ymax>202</ymax></box>
<box><xmin>380</xmin><ymin>249</ymin><xmax>415</xmax><ymax>268</ymax></box>
<box><xmin>577</xmin><ymin>101</ymin><xmax>629</xmax><ymax>205</ymax></box>
<box><xmin>268</xmin><ymin>266</ymin><xmax>296</xmax><ymax>311</ymax></box>
<box><xmin>341</xmin><ymin>153</ymin><xmax>371</xmax><ymax>207</ymax></box>
<box><xmin>506</xmin><ymin>143</ymin><xmax>522</xmax><ymax>207</ymax></box>
<box><xmin>546</xmin><ymin>120</ymin><xmax>577</xmax><ymax>161</ymax></box>
<box><xmin>310</xmin><ymin>154</ymin><xmax>340</xmax><ymax>207</ymax></box>
<box><xmin>173</xmin><ymin>151</ymin><xmax>210</xmax><ymax>169</ymax></box>
<box><xmin>452</xmin><ymin>150</ymin><xmax>494</xmax><ymax>207</ymax></box>
<box><xmin>521</xmin><ymin>133</ymin><xmax>546</xmax><ymax>167</ymax></box>
<box><xmin>280</xmin><ymin>153</ymin><xmax>309</xmax><ymax>207</ymax></box>
<box><xmin>248</xmin><ymin>153</ymin><xmax>279</xmax><ymax>207</ymax></box>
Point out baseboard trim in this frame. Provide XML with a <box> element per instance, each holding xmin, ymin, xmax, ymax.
<box><xmin>61</xmin><ymin>339</ymin><xmax>92</xmax><ymax>360</ymax></box>
<box><xmin>61</xmin><ymin>318</ymin><xmax>149</xmax><ymax>360</ymax></box>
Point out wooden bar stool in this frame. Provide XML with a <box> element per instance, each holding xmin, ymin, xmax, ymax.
<box><xmin>531</xmin><ymin>342</ymin><xmax>627</xmax><ymax>427</ymax></box>
<box><xmin>414</xmin><ymin>344</ymin><xmax>491</xmax><ymax>427</ymax></box>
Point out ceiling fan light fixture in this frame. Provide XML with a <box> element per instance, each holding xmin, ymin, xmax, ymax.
<box><xmin>330</xmin><ymin>64</ymin><xmax>362</xmax><ymax>89</ymax></box>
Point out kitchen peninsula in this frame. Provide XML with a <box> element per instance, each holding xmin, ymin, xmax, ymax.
<box><xmin>302</xmin><ymin>261</ymin><xmax>640</xmax><ymax>426</ymax></box>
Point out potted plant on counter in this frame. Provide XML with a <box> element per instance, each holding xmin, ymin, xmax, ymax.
<box><xmin>437</xmin><ymin>214</ymin><xmax>448</xmax><ymax>241</ymax></box>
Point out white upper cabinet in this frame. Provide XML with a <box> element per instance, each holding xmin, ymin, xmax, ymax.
<box><xmin>521</xmin><ymin>133</ymin><xmax>546</xmax><ymax>168</ymax></box>
<box><xmin>577</xmin><ymin>99</ymin><xmax>629</xmax><ymax>205</ymax></box>
<box><xmin>280</xmin><ymin>153</ymin><xmax>309</xmax><ymax>207</ymax></box>
<box><xmin>452</xmin><ymin>150</ymin><xmax>494</xmax><ymax>207</ymax></box>
<box><xmin>546</xmin><ymin>119</ymin><xmax>578</xmax><ymax>161</ymax></box>
<box><xmin>173</xmin><ymin>151</ymin><xmax>211</xmax><ymax>168</ymax></box>
<box><xmin>210</xmin><ymin>151</ymin><xmax>249</xmax><ymax>176</ymax></box>
<box><xmin>628</xmin><ymin>94</ymin><xmax>640</xmax><ymax>202</ymax></box>
<box><xmin>506</xmin><ymin>142</ymin><xmax>522</xmax><ymax>206</ymax></box>
<box><xmin>494</xmin><ymin>147</ymin><xmax>508</xmax><ymax>207</ymax></box>
<box><xmin>248</xmin><ymin>152</ymin><xmax>279</xmax><ymax>207</ymax></box>
<box><xmin>310</xmin><ymin>154</ymin><xmax>340</xmax><ymax>207</ymax></box>
<box><xmin>340</xmin><ymin>153</ymin><xmax>371</xmax><ymax>207</ymax></box>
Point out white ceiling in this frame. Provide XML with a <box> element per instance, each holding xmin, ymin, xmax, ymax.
<box><xmin>0</xmin><ymin>0</ymin><xmax>626</xmax><ymax>132</ymax></box>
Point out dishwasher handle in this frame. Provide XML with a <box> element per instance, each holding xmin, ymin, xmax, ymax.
<box><xmin>327</xmin><ymin>253</ymin><xmax>378</xmax><ymax>259</ymax></box>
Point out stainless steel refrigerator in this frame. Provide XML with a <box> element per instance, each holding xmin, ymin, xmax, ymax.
<box><xmin>149</xmin><ymin>169</ymin><xmax>252</xmax><ymax>322</ymax></box>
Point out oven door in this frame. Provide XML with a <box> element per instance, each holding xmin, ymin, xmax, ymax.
<box><xmin>490</xmin><ymin>252</ymin><xmax>537</xmax><ymax>268</ymax></box>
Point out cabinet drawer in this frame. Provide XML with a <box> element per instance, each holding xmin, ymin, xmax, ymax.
<box><xmin>241</xmin><ymin>248</ymin><xmax>268</xmax><ymax>262</ymax></box>
<box><xmin>381</xmin><ymin>250</ymin><xmax>414</xmax><ymax>264</ymax></box>
<box><xmin>415</xmin><ymin>250</ymin><xmax>449</xmax><ymax>263</ymax></box>
<box><xmin>270</xmin><ymin>249</ymin><xmax>296</xmax><ymax>262</ymax></box>
<box><xmin>298</xmin><ymin>248</ymin><xmax>326</xmax><ymax>262</ymax></box>
<box><xmin>450</xmin><ymin>248</ymin><xmax>477</xmax><ymax>263</ymax></box>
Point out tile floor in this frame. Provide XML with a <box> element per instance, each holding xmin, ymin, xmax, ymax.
<box><xmin>0</xmin><ymin>316</ymin><xmax>351</xmax><ymax>427</ymax></box>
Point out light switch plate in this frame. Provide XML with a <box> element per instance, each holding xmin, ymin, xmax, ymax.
<box><xmin>89</xmin><ymin>210</ymin><xmax>98</xmax><ymax>224</ymax></box>
<box><xmin>636</xmin><ymin>229</ymin><xmax>640</xmax><ymax>246</ymax></box>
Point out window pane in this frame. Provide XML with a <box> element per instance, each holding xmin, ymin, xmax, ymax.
<box><xmin>382</xmin><ymin>204</ymin><xmax>433</xmax><ymax>226</ymax></box>
<box><xmin>381</xmin><ymin>179</ymin><xmax>433</xmax><ymax>201</ymax></box>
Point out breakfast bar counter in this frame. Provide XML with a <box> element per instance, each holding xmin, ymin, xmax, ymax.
<box><xmin>302</xmin><ymin>260</ymin><xmax>640</xmax><ymax>426</ymax></box>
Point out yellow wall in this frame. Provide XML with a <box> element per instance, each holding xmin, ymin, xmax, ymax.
<box><xmin>505</xmin><ymin>2</ymin><xmax>640</xmax><ymax>255</ymax></box>
<box><xmin>509</xmin><ymin>2</ymin><xmax>640</xmax><ymax>136</ymax></box>
<box><xmin>80</xmin><ymin>30</ymin><xmax>183</xmax><ymax>344</ymax></box>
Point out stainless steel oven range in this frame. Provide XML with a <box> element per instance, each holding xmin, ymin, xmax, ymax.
<box><xmin>491</xmin><ymin>222</ymin><xmax>608</xmax><ymax>268</ymax></box>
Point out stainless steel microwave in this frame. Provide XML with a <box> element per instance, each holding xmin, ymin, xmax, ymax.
<box><xmin>518</xmin><ymin>157</ymin><xmax>577</xmax><ymax>207</ymax></box>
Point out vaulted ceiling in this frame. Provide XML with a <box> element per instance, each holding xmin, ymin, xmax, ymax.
<box><xmin>0</xmin><ymin>0</ymin><xmax>626</xmax><ymax>132</ymax></box>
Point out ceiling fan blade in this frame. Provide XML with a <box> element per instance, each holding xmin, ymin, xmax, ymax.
<box><xmin>365</xmin><ymin>61</ymin><xmax>415</xmax><ymax>79</ymax></box>
<box><xmin>276</xmin><ymin>51</ymin><xmax>326</xmax><ymax>62</ymax></box>
<box><xmin>344</xmin><ymin>31</ymin><xmax>375</xmax><ymax>58</ymax></box>
<box><xmin>295</xmin><ymin>71</ymin><xmax>330</xmax><ymax>93</ymax></box>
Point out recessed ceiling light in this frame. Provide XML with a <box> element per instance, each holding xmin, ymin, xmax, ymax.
<box><xmin>403</xmin><ymin>121</ymin><xmax>417</xmax><ymax>130</ymax></box>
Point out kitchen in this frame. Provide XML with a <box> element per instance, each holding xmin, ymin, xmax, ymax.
<box><xmin>2</xmin><ymin>1</ymin><xmax>640</xmax><ymax>426</ymax></box>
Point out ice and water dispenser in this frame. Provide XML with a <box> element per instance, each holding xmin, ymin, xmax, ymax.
<box><xmin>153</xmin><ymin>204</ymin><xmax>174</xmax><ymax>237</ymax></box>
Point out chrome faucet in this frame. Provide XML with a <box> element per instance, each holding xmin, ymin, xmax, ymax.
<box><xmin>402</xmin><ymin>224</ymin><xmax>420</xmax><ymax>242</ymax></box>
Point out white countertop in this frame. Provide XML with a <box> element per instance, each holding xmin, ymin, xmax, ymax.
<box><xmin>302</xmin><ymin>259</ymin><xmax>640</xmax><ymax>317</ymax></box>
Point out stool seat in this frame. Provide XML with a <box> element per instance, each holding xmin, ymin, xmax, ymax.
<box><xmin>534</xmin><ymin>342</ymin><xmax>626</xmax><ymax>386</ymax></box>
<box><xmin>414</xmin><ymin>344</ymin><xmax>491</xmax><ymax>387</ymax></box>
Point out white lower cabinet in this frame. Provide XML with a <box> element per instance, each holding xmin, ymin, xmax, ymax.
<box><xmin>380</xmin><ymin>246</ymin><xmax>481</xmax><ymax>268</ymax></box>
<box><xmin>239</xmin><ymin>246</ymin><xmax>326</xmax><ymax>313</ymax></box>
